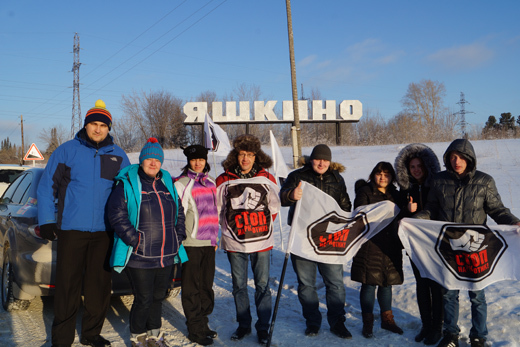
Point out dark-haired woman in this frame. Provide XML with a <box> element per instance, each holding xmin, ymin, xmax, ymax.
<box><xmin>174</xmin><ymin>145</ymin><xmax>219</xmax><ymax>347</ymax></box>
<box><xmin>351</xmin><ymin>161</ymin><xmax>405</xmax><ymax>339</ymax></box>
<box><xmin>395</xmin><ymin>143</ymin><xmax>442</xmax><ymax>345</ymax></box>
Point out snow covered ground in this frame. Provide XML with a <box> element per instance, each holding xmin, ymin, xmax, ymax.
<box><xmin>1</xmin><ymin>138</ymin><xmax>519</xmax><ymax>347</ymax></box>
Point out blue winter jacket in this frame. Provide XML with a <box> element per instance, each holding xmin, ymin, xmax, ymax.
<box><xmin>107</xmin><ymin>164</ymin><xmax>186</xmax><ymax>269</ymax></box>
<box><xmin>37</xmin><ymin>129</ymin><xmax>130</xmax><ymax>232</ymax></box>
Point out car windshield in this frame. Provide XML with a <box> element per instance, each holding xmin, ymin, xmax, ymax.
<box><xmin>0</xmin><ymin>170</ymin><xmax>24</xmax><ymax>184</ymax></box>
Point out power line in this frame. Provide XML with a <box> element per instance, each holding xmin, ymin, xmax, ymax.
<box><xmin>71</xmin><ymin>32</ymin><xmax>82</xmax><ymax>138</ymax></box>
<box><xmin>455</xmin><ymin>92</ymin><xmax>474</xmax><ymax>138</ymax></box>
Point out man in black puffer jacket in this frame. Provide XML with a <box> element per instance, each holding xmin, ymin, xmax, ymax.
<box><xmin>415</xmin><ymin>138</ymin><xmax>520</xmax><ymax>347</ymax></box>
<box><xmin>280</xmin><ymin>144</ymin><xmax>352</xmax><ymax>339</ymax></box>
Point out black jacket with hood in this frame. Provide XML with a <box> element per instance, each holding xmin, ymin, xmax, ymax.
<box><xmin>415</xmin><ymin>139</ymin><xmax>519</xmax><ymax>225</ymax></box>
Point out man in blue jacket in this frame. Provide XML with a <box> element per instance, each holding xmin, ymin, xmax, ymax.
<box><xmin>37</xmin><ymin>100</ymin><xmax>130</xmax><ymax>347</ymax></box>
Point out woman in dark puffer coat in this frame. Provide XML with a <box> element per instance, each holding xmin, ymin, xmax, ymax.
<box><xmin>108</xmin><ymin>138</ymin><xmax>186</xmax><ymax>347</ymax></box>
<box><xmin>395</xmin><ymin>143</ymin><xmax>443</xmax><ymax>345</ymax></box>
<box><xmin>351</xmin><ymin>161</ymin><xmax>405</xmax><ymax>339</ymax></box>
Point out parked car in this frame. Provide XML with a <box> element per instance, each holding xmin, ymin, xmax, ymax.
<box><xmin>0</xmin><ymin>168</ymin><xmax>181</xmax><ymax>311</ymax></box>
<box><xmin>0</xmin><ymin>164</ymin><xmax>30</xmax><ymax>197</ymax></box>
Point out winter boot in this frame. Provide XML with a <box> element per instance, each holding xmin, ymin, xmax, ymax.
<box><xmin>424</xmin><ymin>329</ymin><xmax>443</xmax><ymax>345</ymax></box>
<box><xmin>415</xmin><ymin>326</ymin><xmax>430</xmax><ymax>342</ymax></box>
<box><xmin>424</xmin><ymin>318</ymin><xmax>443</xmax><ymax>345</ymax></box>
<box><xmin>437</xmin><ymin>332</ymin><xmax>459</xmax><ymax>347</ymax></box>
<box><xmin>130</xmin><ymin>333</ymin><xmax>147</xmax><ymax>347</ymax></box>
<box><xmin>470</xmin><ymin>337</ymin><xmax>486</xmax><ymax>347</ymax></box>
<box><xmin>204</xmin><ymin>326</ymin><xmax>218</xmax><ymax>339</ymax></box>
<box><xmin>362</xmin><ymin>313</ymin><xmax>374</xmax><ymax>338</ymax></box>
<box><xmin>380</xmin><ymin>310</ymin><xmax>403</xmax><ymax>335</ymax></box>
<box><xmin>329</xmin><ymin>320</ymin><xmax>352</xmax><ymax>339</ymax></box>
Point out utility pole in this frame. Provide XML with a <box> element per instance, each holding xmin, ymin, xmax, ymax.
<box><xmin>20</xmin><ymin>115</ymin><xmax>24</xmax><ymax>165</ymax></box>
<box><xmin>71</xmin><ymin>32</ymin><xmax>82</xmax><ymax>138</ymax></box>
<box><xmin>285</xmin><ymin>0</ymin><xmax>302</xmax><ymax>168</ymax></box>
<box><xmin>456</xmin><ymin>92</ymin><xmax>474</xmax><ymax>139</ymax></box>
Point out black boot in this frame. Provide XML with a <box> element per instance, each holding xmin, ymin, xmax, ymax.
<box><xmin>362</xmin><ymin>313</ymin><xmax>374</xmax><ymax>338</ymax></box>
<box><xmin>415</xmin><ymin>326</ymin><xmax>430</xmax><ymax>342</ymax></box>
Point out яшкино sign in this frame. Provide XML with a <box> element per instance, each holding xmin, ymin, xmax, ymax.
<box><xmin>183</xmin><ymin>100</ymin><xmax>362</xmax><ymax>123</ymax></box>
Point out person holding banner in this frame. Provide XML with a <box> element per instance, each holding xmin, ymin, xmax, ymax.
<box><xmin>216</xmin><ymin>135</ymin><xmax>280</xmax><ymax>345</ymax></box>
<box><xmin>351</xmin><ymin>161</ymin><xmax>405</xmax><ymax>339</ymax></box>
<box><xmin>414</xmin><ymin>139</ymin><xmax>520</xmax><ymax>347</ymax></box>
<box><xmin>279</xmin><ymin>144</ymin><xmax>353</xmax><ymax>339</ymax></box>
<box><xmin>107</xmin><ymin>138</ymin><xmax>186</xmax><ymax>347</ymax></box>
<box><xmin>174</xmin><ymin>145</ymin><xmax>219</xmax><ymax>346</ymax></box>
<box><xmin>395</xmin><ymin>143</ymin><xmax>443</xmax><ymax>345</ymax></box>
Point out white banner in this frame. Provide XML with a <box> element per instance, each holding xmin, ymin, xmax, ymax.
<box><xmin>217</xmin><ymin>176</ymin><xmax>281</xmax><ymax>253</ymax></box>
<box><xmin>269</xmin><ymin>130</ymin><xmax>290</xmax><ymax>185</ymax></box>
<box><xmin>287</xmin><ymin>182</ymin><xmax>400</xmax><ymax>264</ymax></box>
<box><xmin>204</xmin><ymin>113</ymin><xmax>231</xmax><ymax>157</ymax></box>
<box><xmin>399</xmin><ymin>218</ymin><xmax>520</xmax><ymax>290</ymax></box>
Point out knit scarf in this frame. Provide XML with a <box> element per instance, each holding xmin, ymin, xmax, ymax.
<box><xmin>186</xmin><ymin>170</ymin><xmax>219</xmax><ymax>245</ymax></box>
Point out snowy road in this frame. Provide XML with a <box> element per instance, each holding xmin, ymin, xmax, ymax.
<box><xmin>2</xmin><ymin>140</ymin><xmax>520</xmax><ymax>347</ymax></box>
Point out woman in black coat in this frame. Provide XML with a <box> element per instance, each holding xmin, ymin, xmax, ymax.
<box><xmin>351</xmin><ymin>161</ymin><xmax>404</xmax><ymax>338</ymax></box>
<box><xmin>395</xmin><ymin>143</ymin><xmax>442</xmax><ymax>345</ymax></box>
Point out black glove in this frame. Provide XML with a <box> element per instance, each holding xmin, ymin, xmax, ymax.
<box><xmin>39</xmin><ymin>223</ymin><xmax>58</xmax><ymax>241</ymax></box>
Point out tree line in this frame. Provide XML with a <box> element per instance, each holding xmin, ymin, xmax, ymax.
<box><xmin>2</xmin><ymin>79</ymin><xmax>519</xmax><ymax>164</ymax></box>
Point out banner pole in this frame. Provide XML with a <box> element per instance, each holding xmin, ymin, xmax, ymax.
<box><xmin>266</xmin><ymin>252</ymin><xmax>290</xmax><ymax>347</ymax></box>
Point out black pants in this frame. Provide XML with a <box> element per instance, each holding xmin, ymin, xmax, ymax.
<box><xmin>181</xmin><ymin>246</ymin><xmax>216</xmax><ymax>336</ymax></box>
<box><xmin>411</xmin><ymin>261</ymin><xmax>444</xmax><ymax>331</ymax></box>
<box><xmin>126</xmin><ymin>265</ymin><xmax>173</xmax><ymax>334</ymax></box>
<box><xmin>52</xmin><ymin>230</ymin><xmax>112</xmax><ymax>346</ymax></box>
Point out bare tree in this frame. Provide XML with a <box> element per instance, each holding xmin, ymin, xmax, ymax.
<box><xmin>111</xmin><ymin>112</ymin><xmax>141</xmax><ymax>152</ymax></box>
<box><xmin>401</xmin><ymin>79</ymin><xmax>447</xmax><ymax>128</ymax></box>
<box><xmin>120</xmin><ymin>90</ymin><xmax>186</xmax><ymax>149</ymax></box>
<box><xmin>38</xmin><ymin>125</ymin><xmax>68</xmax><ymax>154</ymax></box>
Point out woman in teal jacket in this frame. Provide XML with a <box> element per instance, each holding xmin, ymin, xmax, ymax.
<box><xmin>108</xmin><ymin>138</ymin><xmax>185</xmax><ymax>347</ymax></box>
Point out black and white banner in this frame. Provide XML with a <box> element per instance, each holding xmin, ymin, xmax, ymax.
<box><xmin>399</xmin><ymin>218</ymin><xmax>520</xmax><ymax>290</ymax></box>
<box><xmin>287</xmin><ymin>182</ymin><xmax>400</xmax><ymax>264</ymax></box>
<box><xmin>204</xmin><ymin>113</ymin><xmax>231</xmax><ymax>157</ymax></box>
<box><xmin>217</xmin><ymin>176</ymin><xmax>280</xmax><ymax>252</ymax></box>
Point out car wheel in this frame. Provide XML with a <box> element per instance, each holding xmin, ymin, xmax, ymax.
<box><xmin>2</xmin><ymin>249</ymin><xmax>30</xmax><ymax>311</ymax></box>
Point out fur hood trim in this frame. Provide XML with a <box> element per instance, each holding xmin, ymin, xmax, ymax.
<box><xmin>298</xmin><ymin>155</ymin><xmax>345</xmax><ymax>173</ymax></box>
<box><xmin>221</xmin><ymin>134</ymin><xmax>273</xmax><ymax>171</ymax></box>
<box><xmin>394</xmin><ymin>143</ymin><xmax>441</xmax><ymax>190</ymax></box>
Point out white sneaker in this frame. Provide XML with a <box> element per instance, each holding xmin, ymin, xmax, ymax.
<box><xmin>147</xmin><ymin>332</ymin><xmax>169</xmax><ymax>347</ymax></box>
<box><xmin>130</xmin><ymin>333</ymin><xmax>147</xmax><ymax>347</ymax></box>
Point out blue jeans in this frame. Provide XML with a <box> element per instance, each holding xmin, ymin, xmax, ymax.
<box><xmin>290</xmin><ymin>254</ymin><xmax>346</xmax><ymax>328</ymax></box>
<box><xmin>126</xmin><ymin>265</ymin><xmax>173</xmax><ymax>334</ymax></box>
<box><xmin>443</xmin><ymin>289</ymin><xmax>488</xmax><ymax>339</ymax></box>
<box><xmin>359</xmin><ymin>284</ymin><xmax>392</xmax><ymax>314</ymax></box>
<box><xmin>227</xmin><ymin>251</ymin><xmax>272</xmax><ymax>331</ymax></box>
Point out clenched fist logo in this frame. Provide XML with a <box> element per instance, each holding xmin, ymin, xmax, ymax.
<box><xmin>449</xmin><ymin>229</ymin><xmax>487</xmax><ymax>252</ymax></box>
<box><xmin>230</xmin><ymin>187</ymin><xmax>264</xmax><ymax>210</ymax></box>
<box><xmin>436</xmin><ymin>224</ymin><xmax>508</xmax><ymax>281</ymax></box>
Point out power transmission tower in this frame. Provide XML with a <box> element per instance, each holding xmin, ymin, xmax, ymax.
<box><xmin>456</xmin><ymin>92</ymin><xmax>474</xmax><ymax>138</ymax></box>
<box><xmin>71</xmin><ymin>32</ymin><xmax>82</xmax><ymax>138</ymax></box>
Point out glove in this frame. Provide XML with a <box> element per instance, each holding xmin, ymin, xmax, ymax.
<box><xmin>39</xmin><ymin>223</ymin><xmax>58</xmax><ymax>241</ymax></box>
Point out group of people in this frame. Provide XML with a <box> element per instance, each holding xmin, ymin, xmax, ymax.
<box><xmin>36</xmin><ymin>99</ymin><xmax>519</xmax><ymax>347</ymax></box>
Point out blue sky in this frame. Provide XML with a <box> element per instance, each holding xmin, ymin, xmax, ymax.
<box><xmin>1</xmin><ymin>0</ymin><xmax>520</xmax><ymax>147</ymax></box>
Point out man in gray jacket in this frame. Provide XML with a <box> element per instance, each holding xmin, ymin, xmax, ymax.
<box><xmin>415</xmin><ymin>138</ymin><xmax>520</xmax><ymax>347</ymax></box>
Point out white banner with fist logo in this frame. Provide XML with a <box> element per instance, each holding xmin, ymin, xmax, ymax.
<box><xmin>217</xmin><ymin>176</ymin><xmax>280</xmax><ymax>253</ymax></box>
<box><xmin>287</xmin><ymin>182</ymin><xmax>400</xmax><ymax>264</ymax></box>
<box><xmin>399</xmin><ymin>218</ymin><xmax>520</xmax><ymax>290</ymax></box>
